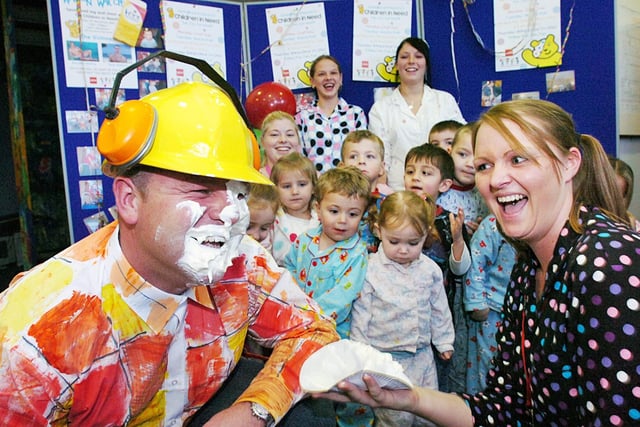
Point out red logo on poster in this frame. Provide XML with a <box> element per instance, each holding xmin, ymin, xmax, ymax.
<box><xmin>362</xmin><ymin>61</ymin><xmax>369</xmax><ymax>68</ymax></box>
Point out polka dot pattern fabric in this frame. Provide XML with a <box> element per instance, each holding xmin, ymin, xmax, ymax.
<box><xmin>462</xmin><ymin>206</ymin><xmax>640</xmax><ymax>426</ymax></box>
<box><xmin>295</xmin><ymin>97</ymin><xmax>367</xmax><ymax>173</ymax></box>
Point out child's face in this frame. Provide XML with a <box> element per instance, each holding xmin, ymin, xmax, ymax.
<box><xmin>262</xmin><ymin>119</ymin><xmax>300</xmax><ymax>166</ymax></box>
<box><xmin>317</xmin><ymin>192</ymin><xmax>367</xmax><ymax>247</ymax></box>
<box><xmin>341</xmin><ymin>139</ymin><xmax>384</xmax><ymax>186</ymax></box>
<box><xmin>377</xmin><ymin>221</ymin><xmax>427</xmax><ymax>265</ymax></box>
<box><xmin>247</xmin><ymin>201</ymin><xmax>276</xmax><ymax>245</ymax></box>
<box><xmin>450</xmin><ymin>133</ymin><xmax>476</xmax><ymax>186</ymax></box>
<box><xmin>275</xmin><ymin>170</ymin><xmax>313</xmax><ymax>217</ymax></box>
<box><xmin>404</xmin><ymin>157</ymin><xmax>452</xmax><ymax>200</ymax></box>
<box><xmin>429</xmin><ymin>129</ymin><xmax>456</xmax><ymax>154</ymax></box>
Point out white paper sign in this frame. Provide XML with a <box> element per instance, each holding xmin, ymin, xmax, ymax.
<box><xmin>58</xmin><ymin>0</ymin><xmax>138</xmax><ymax>88</ymax></box>
<box><xmin>493</xmin><ymin>0</ymin><xmax>561</xmax><ymax>72</ymax></box>
<box><xmin>352</xmin><ymin>0</ymin><xmax>412</xmax><ymax>82</ymax></box>
<box><xmin>265</xmin><ymin>3</ymin><xmax>329</xmax><ymax>90</ymax></box>
<box><xmin>161</xmin><ymin>1</ymin><xmax>227</xmax><ymax>85</ymax></box>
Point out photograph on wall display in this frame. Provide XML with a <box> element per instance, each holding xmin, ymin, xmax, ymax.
<box><xmin>65</xmin><ymin>110</ymin><xmax>99</xmax><ymax>133</ymax></box>
<box><xmin>546</xmin><ymin>70</ymin><xmax>576</xmax><ymax>93</ymax></box>
<box><xmin>83</xmin><ymin>211</ymin><xmax>109</xmax><ymax>233</ymax></box>
<box><xmin>137</xmin><ymin>27</ymin><xmax>163</xmax><ymax>49</ymax></box>
<box><xmin>79</xmin><ymin>179</ymin><xmax>103</xmax><ymax>210</ymax></box>
<box><xmin>512</xmin><ymin>91</ymin><xmax>540</xmax><ymax>100</ymax></box>
<box><xmin>481</xmin><ymin>80</ymin><xmax>502</xmax><ymax>107</ymax></box>
<box><xmin>77</xmin><ymin>146</ymin><xmax>102</xmax><ymax>177</ymax></box>
<box><xmin>139</xmin><ymin>79</ymin><xmax>167</xmax><ymax>97</ymax></box>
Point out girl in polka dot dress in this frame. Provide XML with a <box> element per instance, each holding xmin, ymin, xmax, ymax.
<box><xmin>313</xmin><ymin>99</ymin><xmax>640</xmax><ymax>427</ymax></box>
<box><xmin>295</xmin><ymin>55</ymin><xmax>368</xmax><ymax>173</ymax></box>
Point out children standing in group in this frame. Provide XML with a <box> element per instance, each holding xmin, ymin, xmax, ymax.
<box><xmin>271</xmin><ymin>152</ymin><xmax>319</xmax><ymax>265</ymax></box>
<box><xmin>427</xmin><ymin>120</ymin><xmax>463</xmax><ymax>154</ymax></box>
<box><xmin>246</xmin><ymin>183</ymin><xmax>279</xmax><ymax>252</ymax></box>
<box><xmin>341</xmin><ymin>129</ymin><xmax>394</xmax><ymax>252</ymax></box>
<box><xmin>464</xmin><ymin>214</ymin><xmax>517</xmax><ymax>394</ymax></box>
<box><xmin>284</xmin><ymin>165</ymin><xmax>372</xmax><ymax>427</ymax></box>
<box><xmin>403</xmin><ymin>143</ymin><xmax>470</xmax><ymax>393</ymax></box>
<box><xmin>350</xmin><ymin>191</ymin><xmax>454</xmax><ymax>427</ymax></box>
<box><xmin>259</xmin><ymin>111</ymin><xmax>302</xmax><ymax>178</ymax></box>
<box><xmin>436</xmin><ymin>123</ymin><xmax>489</xmax><ymax>235</ymax></box>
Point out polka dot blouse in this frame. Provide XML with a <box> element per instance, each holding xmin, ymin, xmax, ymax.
<box><xmin>462</xmin><ymin>206</ymin><xmax>640</xmax><ymax>426</ymax></box>
<box><xmin>295</xmin><ymin>97</ymin><xmax>367</xmax><ymax>173</ymax></box>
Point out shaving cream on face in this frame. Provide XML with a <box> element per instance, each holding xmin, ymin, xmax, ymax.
<box><xmin>178</xmin><ymin>181</ymin><xmax>249</xmax><ymax>286</ymax></box>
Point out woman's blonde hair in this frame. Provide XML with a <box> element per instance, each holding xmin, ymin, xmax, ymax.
<box><xmin>473</xmin><ymin>99</ymin><xmax>628</xmax><ymax>233</ymax></box>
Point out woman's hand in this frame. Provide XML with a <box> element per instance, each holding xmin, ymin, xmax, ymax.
<box><xmin>311</xmin><ymin>374</ymin><xmax>416</xmax><ymax>411</ymax></box>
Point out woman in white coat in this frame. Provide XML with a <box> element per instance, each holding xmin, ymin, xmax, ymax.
<box><xmin>369</xmin><ymin>37</ymin><xmax>465</xmax><ymax>190</ymax></box>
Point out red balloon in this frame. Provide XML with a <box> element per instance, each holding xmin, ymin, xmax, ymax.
<box><xmin>244</xmin><ymin>81</ymin><xmax>297</xmax><ymax>129</ymax></box>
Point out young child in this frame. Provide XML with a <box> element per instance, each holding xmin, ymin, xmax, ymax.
<box><xmin>341</xmin><ymin>129</ymin><xmax>394</xmax><ymax>252</ymax></box>
<box><xmin>608</xmin><ymin>156</ymin><xmax>640</xmax><ymax>231</ymax></box>
<box><xmin>436</xmin><ymin>123</ymin><xmax>489</xmax><ymax>235</ymax></box>
<box><xmin>463</xmin><ymin>214</ymin><xmax>517</xmax><ymax>395</ymax></box>
<box><xmin>403</xmin><ymin>143</ymin><xmax>470</xmax><ymax>393</ymax></box>
<box><xmin>428</xmin><ymin>120</ymin><xmax>464</xmax><ymax>154</ymax></box>
<box><xmin>271</xmin><ymin>152</ymin><xmax>319</xmax><ymax>265</ymax></box>
<box><xmin>246</xmin><ymin>183</ymin><xmax>279</xmax><ymax>252</ymax></box>
<box><xmin>350</xmin><ymin>191</ymin><xmax>454</xmax><ymax>427</ymax></box>
<box><xmin>284</xmin><ymin>165</ymin><xmax>373</xmax><ymax>427</ymax></box>
<box><xmin>340</xmin><ymin>129</ymin><xmax>394</xmax><ymax>196</ymax></box>
<box><xmin>259</xmin><ymin>111</ymin><xmax>302</xmax><ymax>178</ymax></box>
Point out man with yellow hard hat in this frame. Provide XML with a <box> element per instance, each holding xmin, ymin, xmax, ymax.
<box><xmin>0</xmin><ymin>81</ymin><xmax>339</xmax><ymax>426</ymax></box>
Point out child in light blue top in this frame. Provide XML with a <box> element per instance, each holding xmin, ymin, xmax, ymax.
<box><xmin>284</xmin><ymin>166</ymin><xmax>373</xmax><ymax>427</ymax></box>
<box><xmin>464</xmin><ymin>214</ymin><xmax>517</xmax><ymax>394</ymax></box>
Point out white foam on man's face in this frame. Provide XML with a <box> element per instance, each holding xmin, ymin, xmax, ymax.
<box><xmin>177</xmin><ymin>181</ymin><xmax>249</xmax><ymax>285</ymax></box>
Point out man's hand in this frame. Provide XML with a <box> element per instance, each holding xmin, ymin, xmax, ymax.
<box><xmin>203</xmin><ymin>402</ymin><xmax>266</xmax><ymax>427</ymax></box>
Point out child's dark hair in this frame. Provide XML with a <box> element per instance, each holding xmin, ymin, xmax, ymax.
<box><xmin>405</xmin><ymin>144</ymin><xmax>454</xmax><ymax>181</ymax></box>
<box><xmin>429</xmin><ymin>120</ymin><xmax>464</xmax><ymax>138</ymax></box>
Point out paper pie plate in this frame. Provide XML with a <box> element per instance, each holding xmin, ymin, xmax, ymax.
<box><xmin>300</xmin><ymin>339</ymin><xmax>413</xmax><ymax>393</ymax></box>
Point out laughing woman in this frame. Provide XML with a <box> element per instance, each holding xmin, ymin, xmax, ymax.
<box><xmin>296</xmin><ymin>55</ymin><xmax>368</xmax><ymax>173</ymax></box>
<box><xmin>314</xmin><ymin>99</ymin><xmax>640</xmax><ymax>426</ymax></box>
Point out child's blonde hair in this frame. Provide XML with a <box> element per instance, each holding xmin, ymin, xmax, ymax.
<box><xmin>315</xmin><ymin>166</ymin><xmax>371</xmax><ymax>204</ymax></box>
<box><xmin>340</xmin><ymin>129</ymin><xmax>385</xmax><ymax>161</ymax></box>
<box><xmin>270</xmin><ymin>152</ymin><xmax>317</xmax><ymax>185</ymax></box>
<box><xmin>374</xmin><ymin>191</ymin><xmax>436</xmax><ymax>240</ymax></box>
<box><xmin>451</xmin><ymin>122</ymin><xmax>475</xmax><ymax>149</ymax></box>
<box><xmin>248</xmin><ymin>183</ymin><xmax>279</xmax><ymax>214</ymax></box>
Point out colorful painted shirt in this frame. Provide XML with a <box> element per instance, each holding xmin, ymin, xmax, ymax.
<box><xmin>283</xmin><ymin>225</ymin><xmax>368</xmax><ymax>339</ymax></box>
<box><xmin>462</xmin><ymin>206</ymin><xmax>640</xmax><ymax>426</ymax></box>
<box><xmin>351</xmin><ymin>249</ymin><xmax>454</xmax><ymax>354</ymax></box>
<box><xmin>295</xmin><ymin>97</ymin><xmax>368</xmax><ymax>173</ymax></box>
<box><xmin>0</xmin><ymin>222</ymin><xmax>338</xmax><ymax>426</ymax></box>
<box><xmin>272</xmin><ymin>207</ymin><xmax>320</xmax><ymax>266</ymax></box>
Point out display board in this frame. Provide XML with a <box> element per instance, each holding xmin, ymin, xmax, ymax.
<box><xmin>48</xmin><ymin>0</ymin><xmax>244</xmax><ymax>242</ymax></box>
<box><xmin>423</xmin><ymin>0</ymin><xmax>617</xmax><ymax>152</ymax></box>
<box><xmin>48</xmin><ymin>0</ymin><xmax>617</xmax><ymax>243</ymax></box>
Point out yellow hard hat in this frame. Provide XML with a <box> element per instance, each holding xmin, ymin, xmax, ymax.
<box><xmin>97</xmin><ymin>81</ymin><xmax>271</xmax><ymax>185</ymax></box>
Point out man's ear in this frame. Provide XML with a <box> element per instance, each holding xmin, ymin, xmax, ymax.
<box><xmin>439</xmin><ymin>178</ymin><xmax>453</xmax><ymax>194</ymax></box>
<box><xmin>113</xmin><ymin>177</ymin><xmax>141</xmax><ymax>225</ymax></box>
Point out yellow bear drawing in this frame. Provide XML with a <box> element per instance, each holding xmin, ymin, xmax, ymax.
<box><xmin>522</xmin><ymin>34</ymin><xmax>563</xmax><ymax>68</ymax></box>
<box><xmin>297</xmin><ymin>60</ymin><xmax>313</xmax><ymax>87</ymax></box>
<box><xmin>376</xmin><ymin>56</ymin><xmax>397</xmax><ymax>83</ymax></box>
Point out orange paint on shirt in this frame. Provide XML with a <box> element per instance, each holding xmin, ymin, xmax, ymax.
<box><xmin>28</xmin><ymin>292</ymin><xmax>112</xmax><ymax>374</ymax></box>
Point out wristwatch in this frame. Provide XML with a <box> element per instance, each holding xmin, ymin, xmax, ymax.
<box><xmin>251</xmin><ymin>402</ymin><xmax>274</xmax><ymax>426</ymax></box>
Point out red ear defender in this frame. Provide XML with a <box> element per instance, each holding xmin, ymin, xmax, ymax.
<box><xmin>97</xmin><ymin>99</ymin><xmax>158</xmax><ymax>173</ymax></box>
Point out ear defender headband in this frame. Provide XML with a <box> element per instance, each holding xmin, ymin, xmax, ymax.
<box><xmin>96</xmin><ymin>50</ymin><xmax>260</xmax><ymax>175</ymax></box>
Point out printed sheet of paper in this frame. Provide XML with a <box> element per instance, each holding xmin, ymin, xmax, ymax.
<box><xmin>352</xmin><ymin>0</ymin><xmax>412</xmax><ymax>82</ymax></box>
<box><xmin>265</xmin><ymin>3</ymin><xmax>329</xmax><ymax>90</ymax></box>
<box><xmin>161</xmin><ymin>1</ymin><xmax>227</xmax><ymax>85</ymax></box>
<box><xmin>493</xmin><ymin>0</ymin><xmax>561</xmax><ymax>72</ymax></box>
<box><xmin>58</xmin><ymin>1</ymin><xmax>138</xmax><ymax>88</ymax></box>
